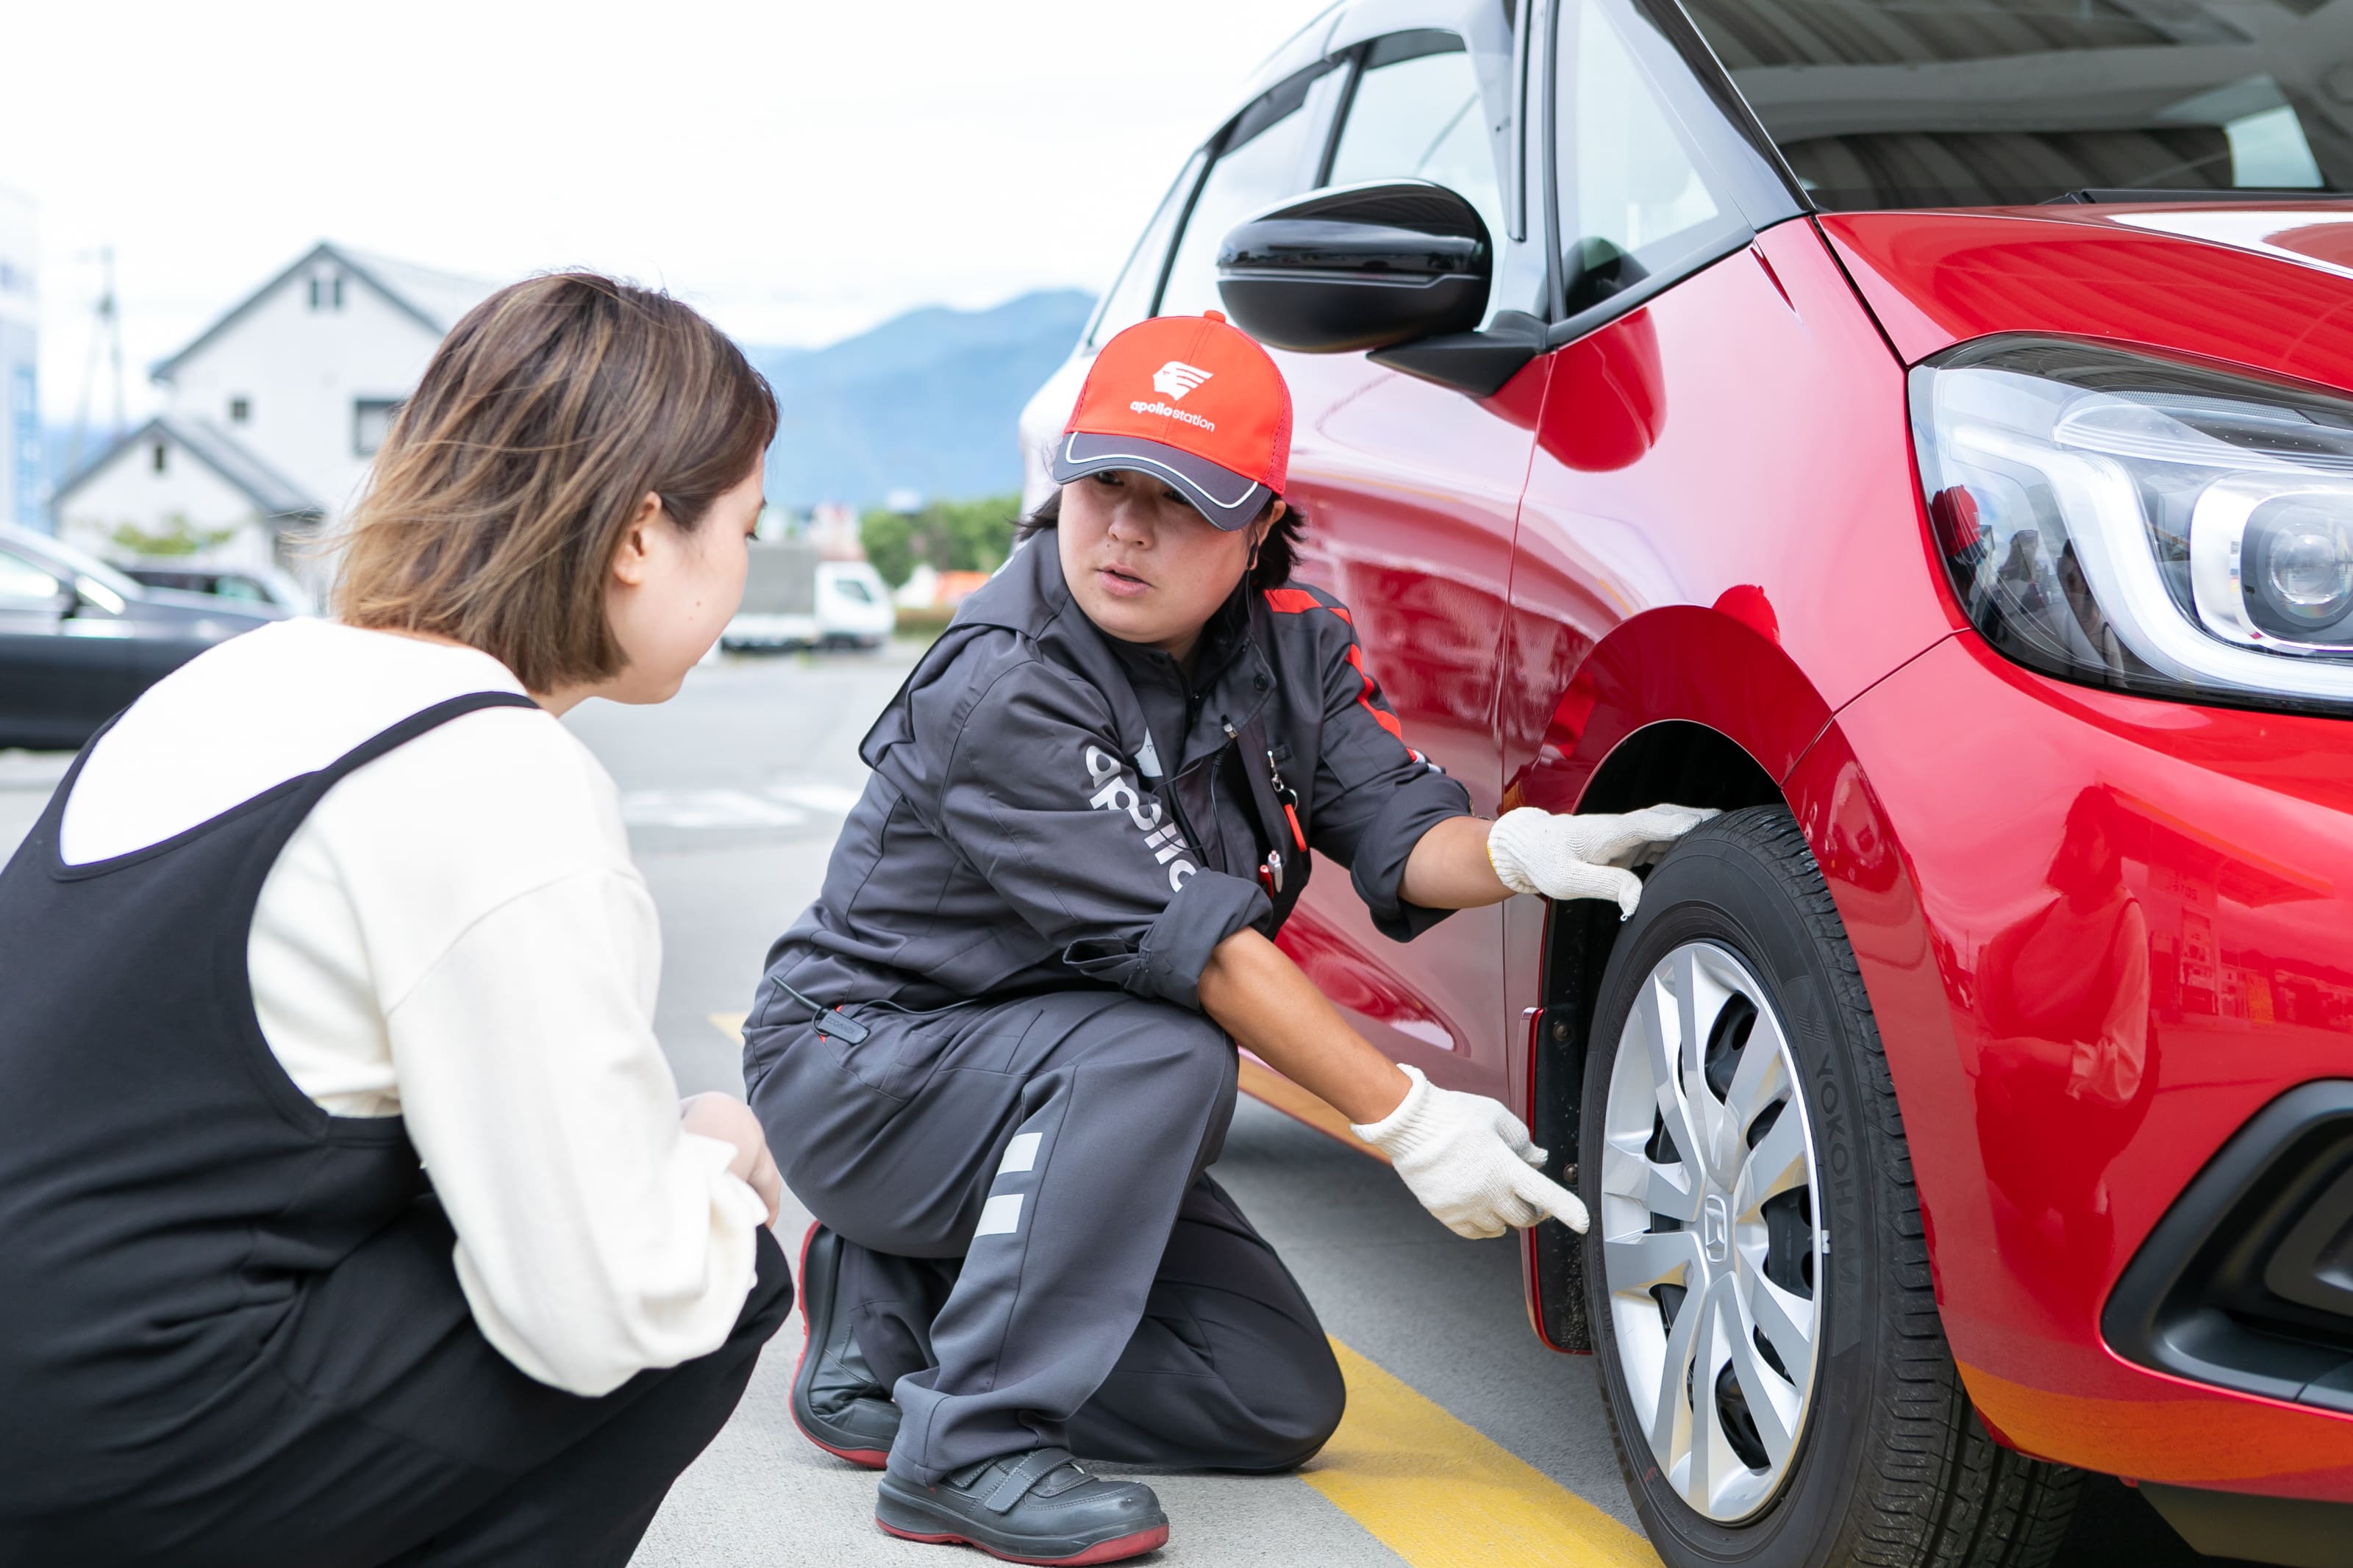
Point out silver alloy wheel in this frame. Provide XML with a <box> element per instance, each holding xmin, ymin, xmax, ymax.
<box><xmin>1602</xmin><ymin>941</ymin><xmax>1825</xmax><ymax>1523</ymax></box>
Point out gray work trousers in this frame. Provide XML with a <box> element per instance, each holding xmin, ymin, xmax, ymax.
<box><xmin>743</xmin><ymin>987</ymin><xmax>1345</xmax><ymax>1484</ymax></box>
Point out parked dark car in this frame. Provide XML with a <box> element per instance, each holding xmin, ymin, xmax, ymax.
<box><xmin>115</xmin><ymin>559</ymin><xmax>315</xmax><ymax>615</ymax></box>
<box><xmin>0</xmin><ymin>526</ymin><xmax>285</xmax><ymax>749</ymax></box>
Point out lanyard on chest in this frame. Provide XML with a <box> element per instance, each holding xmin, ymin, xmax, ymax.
<box><xmin>1221</xmin><ymin>715</ymin><xmax>1307</xmax><ymax>896</ymax></box>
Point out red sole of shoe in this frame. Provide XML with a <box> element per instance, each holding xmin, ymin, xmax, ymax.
<box><xmin>791</xmin><ymin>1220</ymin><xmax>889</xmax><ymax>1471</ymax></box>
<box><xmin>874</xmin><ymin>1519</ymin><xmax>1171</xmax><ymax>1565</ymax></box>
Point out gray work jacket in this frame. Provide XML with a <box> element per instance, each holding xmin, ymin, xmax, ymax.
<box><xmin>755</xmin><ymin>536</ymin><xmax>1471</xmax><ymax>1021</ymax></box>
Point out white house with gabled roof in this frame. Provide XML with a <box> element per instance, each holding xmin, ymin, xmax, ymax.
<box><xmin>51</xmin><ymin>242</ymin><xmax>497</xmax><ymax>572</ymax></box>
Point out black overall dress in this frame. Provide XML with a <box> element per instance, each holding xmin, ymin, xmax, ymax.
<box><xmin>0</xmin><ymin>695</ymin><xmax>791</xmax><ymax>1568</ymax></box>
<box><xmin>744</xmin><ymin>539</ymin><xmax>1469</xmax><ymax>1484</ymax></box>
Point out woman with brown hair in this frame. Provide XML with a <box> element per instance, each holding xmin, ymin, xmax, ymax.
<box><xmin>0</xmin><ymin>273</ymin><xmax>790</xmax><ymax>1567</ymax></box>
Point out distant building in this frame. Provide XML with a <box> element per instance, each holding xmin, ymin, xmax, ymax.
<box><xmin>50</xmin><ymin>241</ymin><xmax>496</xmax><ymax>572</ymax></box>
<box><xmin>892</xmin><ymin>562</ymin><xmax>990</xmax><ymax>612</ymax></box>
<box><xmin>0</xmin><ymin>187</ymin><xmax>37</xmax><ymax>531</ymax></box>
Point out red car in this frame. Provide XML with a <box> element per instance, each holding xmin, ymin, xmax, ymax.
<box><xmin>1020</xmin><ymin>1</ymin><xmax>2353</xmax><ymax>1564</ymax></box>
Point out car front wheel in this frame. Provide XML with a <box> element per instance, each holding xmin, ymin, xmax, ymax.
<box><xmin>1581</xmin><ymin>806</ymin><xmax>2079</xmax><ymax>1567</ymax></box>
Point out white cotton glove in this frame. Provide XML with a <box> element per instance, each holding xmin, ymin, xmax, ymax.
<box><xmin>1351</xmin><ymin>1065</ymin><xmax>1589</xmax><ymax>1239</ymax></box>
<box><xmin>1485</xmin><ymin>804</ymin><xmax>1720</xmax><ymax>919</ymax></box>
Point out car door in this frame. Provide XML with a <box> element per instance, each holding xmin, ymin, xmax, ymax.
<box><xmin>1234</xmin><ymin>22</ymin><xmax>1540</xmax><ymax>1099</ymax></box>
<box><xmin>0</xmin><ymin>543</ymin><xmax>126</xmax><ymax>750</ymax></box>
<box><xmin>1500</xmin><ymin>0</ymin><xmax>1843</xmax><ymax>1009</ymax></box>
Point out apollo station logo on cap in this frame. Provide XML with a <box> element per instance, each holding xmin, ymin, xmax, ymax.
<box><xmin>1051</xmin><ymin>310</ymin><xmax>1293</xmax><ymax>530</ymax></box>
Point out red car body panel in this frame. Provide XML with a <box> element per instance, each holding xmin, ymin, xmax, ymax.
<box><xmin>1261</xmin><ymin>201</ymin><xmax>2353</xmax><ymax>1498</ymax></box>
<box><xmin>1277</xmin><ymin>345</ymin><xmax>1549</xmax><ymax>1089</ymax></box>
<box><xmin>1824</xmin><ymin>634</ymin><xmax>2353</xmax><ymax>1497</ymax></box>
<box><xmin>1820</xmin><ymin>206</ymin><xmax>2353</xmax><ymax>382</ymax></box>
<box><xmin>1507</xmin><ymin>218</ymin><xmax>1959</xmax><ymax>806</ymax></box>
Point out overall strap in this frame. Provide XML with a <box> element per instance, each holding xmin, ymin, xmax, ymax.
<box><xmin>301</xmin><ymin>691</ymin><xmax>542</xmax><ymax>800</ymax></box>
<box><xmin>23</xmin><ymin>709</ymin><xmax>130</xmax><ymax>853</ymax></box>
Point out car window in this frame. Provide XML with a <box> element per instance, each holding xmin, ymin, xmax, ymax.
<box><xmin>13</xmin><ymin>531</ymin><xmax>143</xmax><ymax>602</ymax></box>
<box><xmin>834</xmin><ymin>576</ymin><xmax>874</xmax><ymax>604</ymax></box>
<box><xmin>1090</xmin><ymin>149</ymin><xmax>1209</xmax><ymax>348</ymax></box>
<box><xmin>1556</xmin><ymin>0</ymin><xmax>1749</xmax><ymax>319</ymax></box>
<box><xmin>1682</xmin><ymin>0</ymin><xmax>2351</xmax><ymax>209</ymax></box>
<box><xmin>1159</xmin><ymin>67</ymin><xmax>1340</xmax><ymax>320</ymax></box>
<box><xmin>1327</xmin><ymin>33</ymin><xmax>1509</xmax><ymax>265</ymax></box>
<box><xmin>0</xmin><ymin>548</ymin><xmax>60</xmax><ymax>603</ymax></box>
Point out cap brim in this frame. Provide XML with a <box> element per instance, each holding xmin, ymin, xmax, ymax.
<box><xmin>1049</xmin><ymin>432</ymin><xmax>1273</xmax><ymax>530</ymax></box>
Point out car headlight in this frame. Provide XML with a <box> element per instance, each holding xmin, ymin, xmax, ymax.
<box><xmin>1911</xmin><ymin>337</ymin><xmax>2353</xmax><ymax>717</ymax></box>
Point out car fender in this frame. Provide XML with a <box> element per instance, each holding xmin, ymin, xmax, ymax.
<box><xmin>1506</xmin><ymin>603</ymin><xmax>1833</xmax><ymax>817</ymax></box>
<box><xmin>1510</xmin><ymin>607</ymin><xmax>1974</xmax><ymax>1361</ymax></box>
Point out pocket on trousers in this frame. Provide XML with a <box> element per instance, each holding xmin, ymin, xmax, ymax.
<box><xmin>834</xmin><ymin>1024</ymin><xmax>917</xmax><ymax>1103</ymax></box>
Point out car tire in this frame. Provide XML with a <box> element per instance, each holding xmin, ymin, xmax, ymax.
<box><xmin>1580</xmin><ymin>806</ymin><xmax>2079</xmax><ymax>1567</ymax></box>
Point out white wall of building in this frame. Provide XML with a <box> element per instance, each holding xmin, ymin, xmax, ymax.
<box><xmin>0</xmin><ymin>187</ymin><xmax>38</xmax><ymax>531</ymax></box>
<box><xmin>163</xmin><ymin>256</ymin><xmax>442</xmax><ymax>518</ymax></box>
<box><xmin>53</xmin><ymin>434</ymin><xmax>274</xmax><ymax>568</ymax></box>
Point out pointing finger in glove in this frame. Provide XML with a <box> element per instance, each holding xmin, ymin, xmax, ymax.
<box><xmin>1508</xmin><ymin>1164</ymin><xmax>1590</xmax><ymax>1234</ymax></box>
<box><xmin>1352</xmin><ymin>1064</ymin><xmax>1591</xmax><ymax>1239</ymax></box>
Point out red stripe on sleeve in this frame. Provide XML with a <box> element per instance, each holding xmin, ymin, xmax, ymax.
<box><xmin>1265</xmin><ymin>589</ymin><xmax>1415</xmax><ymax>759</ymax></box>
<box><xmin>1344</xmin><ymin>645</ymin><xmax>1407</xmax><ymax>742</ymax></box>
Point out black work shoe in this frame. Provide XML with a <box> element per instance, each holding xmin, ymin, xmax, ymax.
<box><xmin>791</xmin><ymin>1222</ymin><xmax>901</xmax><ymax>1468</ymax></box>
<box><xmin>875</xmin><ymin>1447</ymin><xmax>1169</xmax><ymax>1566</ymax></box>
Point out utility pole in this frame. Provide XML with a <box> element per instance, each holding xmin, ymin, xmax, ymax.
<box><xmin>65</xmin><ymin>246</ymin><xmax>125</xmax><ymax>476</ymax></box>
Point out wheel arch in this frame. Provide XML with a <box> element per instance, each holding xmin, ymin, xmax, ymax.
<box><xmin>1515</xmin><ymin>609</ymin><xmax>1964</xmax><ymax>1364</ymax></box>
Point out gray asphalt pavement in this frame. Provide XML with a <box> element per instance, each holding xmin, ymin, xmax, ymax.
<box><xmin>0</xmin><ymin>643</ymin><xmax>2229</xmax><ymax>1567</ymax></box>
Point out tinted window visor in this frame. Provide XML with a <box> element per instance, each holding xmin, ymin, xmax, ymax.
<box><xmin>1685</xmin><ymin>0</ymin><xmax>2353</xmax><ymax>210</ymax></box>
<box><xmin>1913</xmin><ymin>336</ymin><xmax>2353</xmax><ymax>718</ymax></box>
<box><xmin>1089</xmin><ymin>148</ymin><xmax>1207</xmax><ymax>347</ymax></box>
<box><xmin>1160</xmin><ymin>65</ymin><xmax>1341</xmax><ymax>318</ymax></box>
<box><xmin>1328</xmin><ymin>33</ymin><xmax>1514</xmax><ymax>319</ymax></box>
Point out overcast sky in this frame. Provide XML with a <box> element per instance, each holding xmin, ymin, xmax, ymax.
<box><xmin>3</xmin><ymin>0</ymin><xmax>1329</xmax><ymax>424</ymax></box>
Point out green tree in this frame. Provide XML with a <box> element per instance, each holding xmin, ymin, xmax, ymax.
<box><xmin>111</xmin><ymin>512</ymin><xmax>240</xmax><ymax>557</ymax></box>
<box><xmin>859</xmin><ymin>493</ymin><xmax>1022</xmax><ymax>589</ymax></box>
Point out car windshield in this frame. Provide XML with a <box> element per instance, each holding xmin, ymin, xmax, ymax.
<box><xmin>1683</xmin><ymin>0</ymin><xmax>2353</xmax><ymax>210</ymax></box>
<box><xmin>12</xmin><ymin>530</ymin><xmax>147</xmax><ymax>602</ymax></box>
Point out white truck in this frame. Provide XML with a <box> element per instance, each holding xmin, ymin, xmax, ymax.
<box><xmin>721</xmin><ymin>540</ymin><xmax>896</xmax><ymax>651</ymax></box>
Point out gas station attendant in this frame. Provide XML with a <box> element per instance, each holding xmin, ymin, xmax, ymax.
<box><xmin>744</xmin><ymin>311</ymin><xmax>1713</xmax><ymax>1566</ymax></box>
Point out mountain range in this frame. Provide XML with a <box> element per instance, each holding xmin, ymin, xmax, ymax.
<box><xmin>32</xmin><ymin>287</ymin><xmax>1096</xmax><ymax>515</ymax></box>
<box><xmin>749</xmin><ymin>289</ymin><xmax>1093</xmax><ymax>509</ymax></box>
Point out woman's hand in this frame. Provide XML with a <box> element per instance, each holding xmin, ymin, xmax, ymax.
<box><xmin>1349</xmin><ymin>1065</ymin><xmax>1588</xmax><ymax>1238</ymax></box>
<box><xmin>680</xmin><ymin>1092</ymin><xmax>783</xmax><ymax>1225</ymax></box>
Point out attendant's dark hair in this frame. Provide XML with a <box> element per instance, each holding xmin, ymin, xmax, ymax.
<box><xmin>333</xmin><ymin>273</ymin><xmax>776</xmax><ymax>693</ymax></box>
<box><xmin>1014</xmin><ymin>482</ymin><xmax>1306</xmax><ymax>591</ymax></box>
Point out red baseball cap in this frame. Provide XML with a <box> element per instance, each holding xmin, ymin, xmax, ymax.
<box><xmin>1051</xmin><ymin>310</ymin><xmax>1291</xmax><ymax>530</ymax></box>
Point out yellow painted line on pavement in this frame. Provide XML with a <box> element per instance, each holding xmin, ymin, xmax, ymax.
<box><xmin>1307</xmin><ymin>1339</ymin><xmax>1661</xmax><ymax>1568</ymax></box>
<box><xmin>712</xmin><ymin>1011</ymin><xmax>748</xmax><ymax>1040</ymax></box>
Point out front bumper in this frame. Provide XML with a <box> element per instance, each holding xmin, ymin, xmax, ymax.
<box><xmin>1810</xmin><ymin>630</ymin><xmax>2353</xmax><ymax>1500</ymax></box>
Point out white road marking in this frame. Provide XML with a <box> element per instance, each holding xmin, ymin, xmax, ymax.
<box><xmin>621</xmin><ymin>790</ymin><xmax>807</xmax><ymax>830</ymax></box>
<box><xmin>766</xmin><ymin>781</ymin><xmax>866</xmax><ymax>815</ymax></box>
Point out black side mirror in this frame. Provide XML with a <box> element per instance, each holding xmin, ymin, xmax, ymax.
<box><xmin>1217</xmin><ymin>180</ymin><xmax>1490</xmax><ymax>352</ymax></box>
<box><xmin>1216</xmin><ymin>180</ymin><xmax>1544</xmax><ymax>398</ymax></box>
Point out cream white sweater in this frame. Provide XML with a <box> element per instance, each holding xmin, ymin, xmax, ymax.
<box><xmin>60</xmin><ymin>618</ymin><xmax>765</xmax><ymax>1397</ymax></box>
